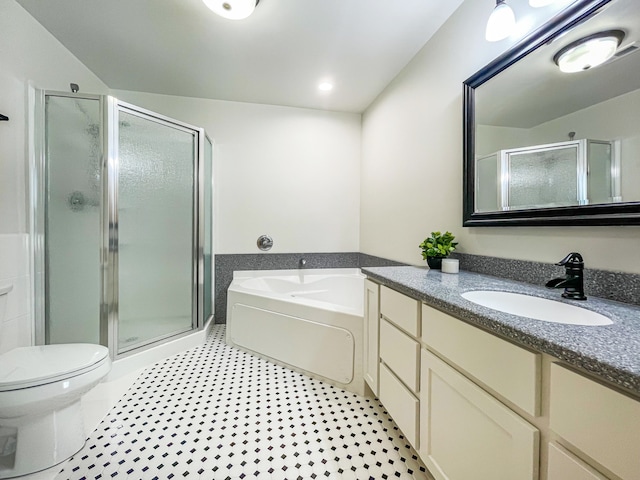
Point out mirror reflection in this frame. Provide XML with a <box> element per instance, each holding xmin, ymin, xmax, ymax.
<box><xmin>474</xmin><ymin>0</ymin><xmax>640</xmax><ymax>213</ymax></box>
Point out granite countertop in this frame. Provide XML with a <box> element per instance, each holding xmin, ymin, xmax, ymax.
<box><xmin>362</xmin><ymin>266</ymin><xmax>640</xmax><ymax>396</ymax></box>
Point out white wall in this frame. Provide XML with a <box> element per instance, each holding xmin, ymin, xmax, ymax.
<box><xmin>0</xmin><ymin>235</ymin><xmax>30</xmax><ymax>354</ymax></box>
<box><xmin>361</xmin><ymin>0</ymin><xmax>640</xmax><ymax>274</ymax></box>
<box><xmin>0</xmin><ymin>1</ymin><xmax>108</xmax><ymax>350</ymax></box>
<box><xmin>113</xmin><ymin>90</ymin><xmax>362</xmax><ymax>254</ymax></box>
<box><xmin>476</xmin><ymin>125</ymin><xmax>532</xmax><ymax>157</ymax></box>
<box><xmin>0</xmin><ymin>1</ymin><xmax>109</xmax><ymax>235</ymax></box>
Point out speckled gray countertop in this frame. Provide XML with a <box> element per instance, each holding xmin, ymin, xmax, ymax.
<box><xmin>362</xmin><ymin>266</ymin><xmax>640</xmax><ymax>396</ymax></box>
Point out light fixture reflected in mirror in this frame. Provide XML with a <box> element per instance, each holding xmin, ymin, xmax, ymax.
<box><xmin>203</xmin><ymin>0</ymin><xmax>260</xmax><ymax>20</ymax></box>
<box><xmin>485</xmin><ymin>0</ymin><xmax>516</xmax><ymax>42</ymax></box>
<box><xmin>553</xmin><ymin>30</ymin><xmax>625</xmax><ymax>73</ymax></box>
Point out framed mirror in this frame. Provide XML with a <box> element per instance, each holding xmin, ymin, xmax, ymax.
<box><xmin>463</xmin><ymin>0</ymin><xmax>640</xmax><ymax>226</ymax></box>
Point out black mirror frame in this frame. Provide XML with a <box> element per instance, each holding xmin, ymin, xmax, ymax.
<box><xmin>463</xmin><ymin>0</ymin><xmax>640</xmax><ymax>226</ymax></box>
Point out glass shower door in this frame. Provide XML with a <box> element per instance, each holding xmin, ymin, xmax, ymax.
<box><xmin>45</xmin><ymin>94</ymin><xmax>102</xmax><ymax>345</ymax></box>
<box><xmin>115</xmin><ymin>105</ymin><xmax>197</xmax><ymax>353</ymax></box>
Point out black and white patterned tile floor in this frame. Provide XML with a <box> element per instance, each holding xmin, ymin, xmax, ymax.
<box><xmin>55</xmin><ymin>325</ymin><xmax>432</xmax><ymax>480</ymax></box>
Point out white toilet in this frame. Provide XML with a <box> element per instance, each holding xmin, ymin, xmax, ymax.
<box><xmin>0</xmin><ymin>284</ymin><xmax>112</xmax><ymax>478</ymax></box>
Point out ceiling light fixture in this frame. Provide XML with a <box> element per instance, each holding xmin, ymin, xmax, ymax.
<box><xmin>529</xmin><ymin>0</ymin><xmax>556</xmax><ymax>7</ymax></box>
<box><xmin>485</xmin><ymin>0</ymin><xmax>516</xmax><ymax>42</ymax></box>
<box><xmin>553</xmin><ymin>30</ymin><xmax>625</xmax><ymax>73</ymax></box>
<box><xmin>318</xmin><ymin>82</ymin><xmax>334</xmax><ymax>92</ymax></box>
<box><xmin>202</xmin><ymin>0</ymin><xmax>260</xmax><ymax>20</ymax></box>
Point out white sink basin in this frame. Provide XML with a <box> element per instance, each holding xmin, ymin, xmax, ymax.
<box><xmin>461</xmin><ymin>290</ymin><xmax>613</xmax><ymax>326</ymax></box>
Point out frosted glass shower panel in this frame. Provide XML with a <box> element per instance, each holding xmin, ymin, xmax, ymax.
<box><xmin>476</xmin><ymin>153</ymin><xmax>500</xmax><ymax>212</ymax></box>
<box><xmin>45</xmin><ymin>95</ymin><xmax>102</xmax><ymax>344</ymax></box>
<box><xmin>117</xmin><ymin>110</ymin><xmax>195</xmax><ymax>352</ymax></box>
<box><xmin>587</xmin><ymin>141</ymin><xmax>618</xmax><ymax>204</ymax></box>
<box><xmin>506</xmin><ymin>145</ymin><xmax>579</xmax><ymax>209</ymax></box>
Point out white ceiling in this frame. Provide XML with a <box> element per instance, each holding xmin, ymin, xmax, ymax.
<box><xmin>16</xmin><ymin>0</ymin><xmax>463</xmax><ymax>113</ymax></box>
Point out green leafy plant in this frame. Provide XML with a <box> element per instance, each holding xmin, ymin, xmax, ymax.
<box><xmin>419</xmin><ymin>231</ymin><xmax>458</xmax><ymax>260</ymax></box>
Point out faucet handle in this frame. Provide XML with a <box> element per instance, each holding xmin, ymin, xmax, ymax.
<box><xmin>556</xmin><ymin>252</ymin><xmax>584</xmax><ymax>268</ymax></box>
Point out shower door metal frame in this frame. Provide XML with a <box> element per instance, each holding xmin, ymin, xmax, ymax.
<box><xmin>106</xmin><ymin>97</ymin><xmax>204</xmax><ymax>359</ymax></box>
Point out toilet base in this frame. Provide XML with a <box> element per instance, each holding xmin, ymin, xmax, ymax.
<box><xmin>0</xmin><ymin>400</ymin><xmax>86</xmax><ymax>478</ymax></box>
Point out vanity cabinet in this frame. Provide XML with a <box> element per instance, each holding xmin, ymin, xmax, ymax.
<box><xmin>363</xmin><ymin>279</ymin><xmax>380</xmax><ymax>395</ymax></box>
<box><xmin>420</xmin><ymin>349</ymin><xmax>539</xmax><ymax>480</ymax></box>
<box><xmin>364</xmin><ymin>278</ymin><xmax>640</xmax><ymax>480</ymax></box>
<box><xmin>549</xmin><ymin>363</ymin><xmax>640</xmax><ymax>480</ymax></box>
<box><xmin>373</xmin><ymin>282</ymin><xmax>540</xmax><ymax>478</ymax></box>
<box><xmin>420</xmin><ymin>303</ymin><xmax>540</xmax><ymax>480</ymax></box>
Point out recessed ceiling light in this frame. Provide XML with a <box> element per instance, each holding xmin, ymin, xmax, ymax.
<box><xmin>318</xmin><ymin>82</ymin><xmax>334</xmax><ymax>92</ymax></box>
<box><xmin>202</xmin><ymin>0</ymin><xmax>259</xmax><ymax>20</ymax></box>
<box><xmin>553</xmin><ymin>30</ymin><xmax>625</xmax><ymax>73</ymax></box>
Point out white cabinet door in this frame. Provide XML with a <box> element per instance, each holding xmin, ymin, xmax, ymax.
<box><xmin>550</xmin><ymin>363</ymin><xmax>640</xmax><ymax>480</ymax></box>
<box><xmin>364</xmin><ymin>279</ymin><xmax>380</xmax><ymax>395</ymax></box>
<box><xmin>420</xmin><ymin>349</ymin><xmax>539</xmax><ymax>480</ymax></box>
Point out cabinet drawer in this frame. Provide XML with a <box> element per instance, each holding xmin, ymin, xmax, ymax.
<box><xmin>380</xmin><ymin>318</ymin><xmax>420</xmax><ymax>392</ymax></box>
<box><xmin>379</xmin><ymin>362</ymin><xmax>419</xmax><ymax>448</ymax></box>
<box><xmin>421</xmin><ymin>303</ymin><xmax>541</xmax><ymax>416</ymax></box>
<box><xmin>380</xmin><ymin>286</ymin><xmax>420</xmax><ymax>336</ymax></box>
<box><xmin>547</xmin><ymin>443</ymin><xmax>608</xmax><ymax>480</ymax></box>
<box><xmin>420</xmin><ymin>349</ymin><xmax>539</xmax><ymax>480</ymax></box>
<box><xmin>550</xmin><ymin>363</ymin><xmax>640</xmax><ymax>480</ymax></box>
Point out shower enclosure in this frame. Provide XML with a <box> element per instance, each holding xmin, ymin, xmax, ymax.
<box><xmin>32</xmin><ymin>91</ymin><xmax>213</xmax><ymax>358</ymax></box>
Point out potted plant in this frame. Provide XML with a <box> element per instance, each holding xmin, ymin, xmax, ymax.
<box><xmin>419</xmin><ymin>231</ymin><xmax>458</xmax><ymax>269</ymax></box>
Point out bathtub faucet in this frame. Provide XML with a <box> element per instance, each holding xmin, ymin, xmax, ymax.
<box><xmin>299</xmin><ymin>258</ymin><xmax>307</xmax><ymax>268</ymax></box>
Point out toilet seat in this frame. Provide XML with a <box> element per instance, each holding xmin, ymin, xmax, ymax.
<box><xmin>0</xmin><ymin>344</ymin><xmax>110</xmax><ymax>392</ymax></box>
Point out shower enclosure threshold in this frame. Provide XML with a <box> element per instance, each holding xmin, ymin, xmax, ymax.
<box><xmin>106</xmin><ymin>318</ymin><xmax>213</xmax><ymax>380</ymax></box>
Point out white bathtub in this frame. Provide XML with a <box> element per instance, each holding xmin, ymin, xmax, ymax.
<box><xmin>226</xmin><ymin>268</ymin><xmax>365</xmax><ymax>395</ymax></box>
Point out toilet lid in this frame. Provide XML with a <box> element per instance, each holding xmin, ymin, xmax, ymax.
<box><xmin>0</xmin><ymin>344</ymin><xmax>110</xmax><ymax>391</ymax></box>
